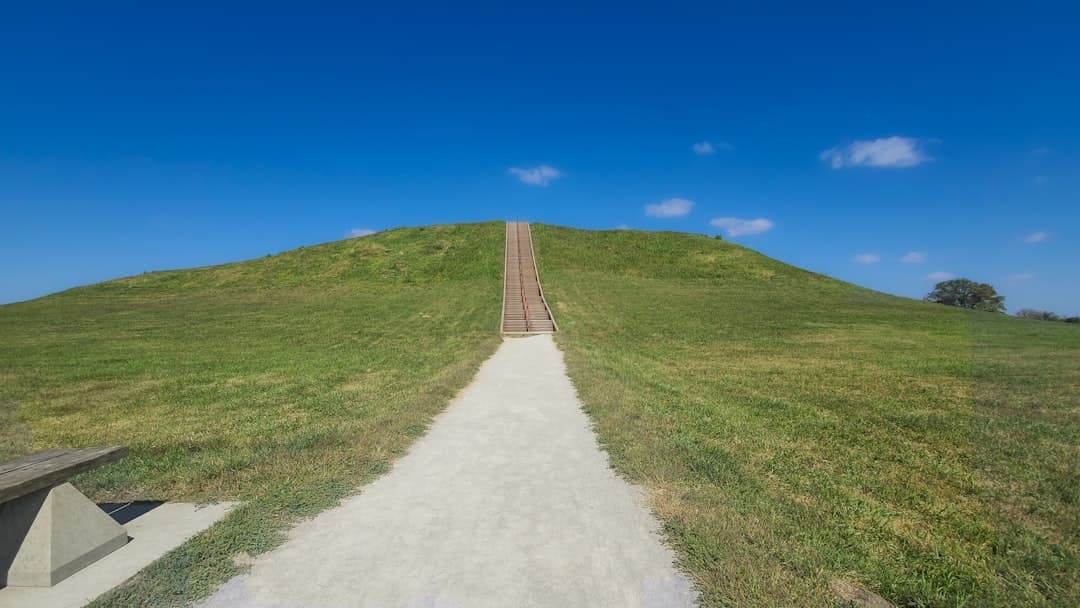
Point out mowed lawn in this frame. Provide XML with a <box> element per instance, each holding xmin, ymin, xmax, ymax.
<box><xmin>0</xmin><ymin>222</ymin><xmax>504</xmax><ymax>606</ymax></box>
<box><xmin>532</xmin><ymin>224</ymin><xmax>1079</xmax><ymax>608</ymax></box>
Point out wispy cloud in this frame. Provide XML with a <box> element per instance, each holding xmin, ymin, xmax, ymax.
<box><xmin>710</xmin><ymin>217</ymin><xmax>775</xmax><ymax>237</ymax></box>
<box><xmin>900</xmin><ymin>251</ymin><xmax>927</xmax><ymax>264</ymax></box>
<box><xmin>1007</xmin><ymin>273</ymin><xmax>1034</xmax><ymax>281</ymax></box>
<box><xmin>691</xmin><ymin>141</ymin><xmax>732</xmax><ymax>156</ymax></box>
<box><xmin>692</xmin><ymin>142</ymin><xmax>715</xmax><ymax>155</ymax></box>
<box><xmin>927</xmin><ymin>271</ymin><xmax>954</xmax><ymax>281</ymax></box>
<box><xmin>348</xmin><ymin>228</ymin><xmax>376</xmax><ymax>238</ymax></box>
<box><xmin>1025</xmin><ymin>231</ymin><xmax>1049</xmax><ymax>244</ymax></box>
<box><xmin>614</xmin><ymin>224</ymin><xmax>631</xmax><ymax>230</ymax></box>
<box><xmin>509</xmin><ymin>165</ymin><xmax>562</xmax><ymax>186</ymax></box>
<box><xmin>645</xmin><ymin>198</ymin><xmax>694</xmax><ymax>218</ymax></box>
<box><xmin>854</xmin><ymin>253</ymin><xmax>881</xmax><ymax>265</ymax></box>
<box><xmin>821</xmin><ymin>136</ymin><xmax>929</xmax><ymax>169</ymax></box>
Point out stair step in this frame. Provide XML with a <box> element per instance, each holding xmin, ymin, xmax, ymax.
<box><xmin>502</xmin><ymin>221</ymin><xmax>557</xmax><ymax>334</ymax></box>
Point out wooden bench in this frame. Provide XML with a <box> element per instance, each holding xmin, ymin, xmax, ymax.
<box><xmin>0</xmin><ymin>447</ymin><xmax>129</xmax><ymax>587</ymax></box>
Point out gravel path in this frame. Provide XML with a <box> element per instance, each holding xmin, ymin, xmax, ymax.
<box><xmin>200</xmin><ymin>334</ymin><xmax>697</xmax><ymax>608</ymax></box>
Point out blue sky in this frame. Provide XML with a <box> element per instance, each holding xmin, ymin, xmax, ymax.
<box><xmin>2</xmin><ymin>2</ymin><xmax>1078</xmax><ymax>314</ymax></box>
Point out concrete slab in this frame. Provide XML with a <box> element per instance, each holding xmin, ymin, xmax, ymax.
<box><xmin>0</xmin><ymin>501</ymin><xmax>236</xmax><ymax>608</ymax></box>
<box><xmin>199</xmin><ymin>335</ymin><xmax>698</xmax><ymax>607</ymax></box>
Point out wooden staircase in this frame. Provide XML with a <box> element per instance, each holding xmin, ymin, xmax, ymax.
<box><xmin>501</xmin><ymin>222</ymin><xmax>557</xmax><ymax>334</ymax></box>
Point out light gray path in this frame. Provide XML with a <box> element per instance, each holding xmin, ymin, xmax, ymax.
<box><xmin>200</xmin><ymin>334</ymin><xmax>697</xmax><ymax>608</ymax></box>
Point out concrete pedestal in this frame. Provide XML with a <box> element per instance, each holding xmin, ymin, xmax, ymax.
<box><xmin>0</xmin><ymin>483</ymin><xmax>128</xmax><ymax>587</ymax></box>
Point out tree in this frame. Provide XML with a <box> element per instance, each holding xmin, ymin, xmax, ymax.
<box><xmin>1015</xmin><ymin>308</ymin><xmax>1060</xmax><ymax>321</ymax></box>
<box><xmin>925</xmin><ymin>278</ymin><xmax>1005</xmax><ymax>313</ymax></box>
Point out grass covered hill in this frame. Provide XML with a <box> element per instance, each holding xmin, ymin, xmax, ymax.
<box><xmin>1</xmin><ymin>221</ymin><xmax>1076</xmax><ymax>607</ymax></box>
<box><xmin>0</xmin><ymin>222</ymin><xmax>505</xmax><ymax>605</ymax></box>
<box><xmin>532</xmin><ymin>224</ymin><xmax>1079</xmax><ymax>608</ymax></box>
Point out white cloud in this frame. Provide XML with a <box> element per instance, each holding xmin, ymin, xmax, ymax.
<box><xmin>854</xmin><ymin>253</ymin><xmax>881</xmax><ymax>265</ymax></box>
<box><xmin>709</xmin><ymin>217</ymin><xmax>775</xmax><ymax>237</ymax></box>
<box><xmin>692</xmin><ymin>141</ymin><xmax>733</xmax><ymax>155</ymax></box>
<box><xmin>645</xmin><ymin>198</ymin><xmax>694</xmax><ymax>218</ymax></box>
<box><xmin>1007</xmin><ymin>273</ymin><xmax>1034</xmax><ymax>281</ymax></box>
<box><xmin>348</xmin><ymin>228</ymin><xmax>376</xmax><ymax>238</ymax></box>
<box><xmin>900</xmin><ymin>251</ymin><xmax>927</xmax><ymax>264</ymax></box>
<box><xmin>692</xmin><ymin>141</ymin><xmax>715</xmax><ymax>155</ymax></box>
<box><xmin>1025</xmin><ymin>231</ymin><xmax>1049</xmax><ymax>244</ymax></box>
<box><xmin>927</xmin><ymin>271</ymin><xmax>954</xmax><ymax>281</ymax></box>
<box><xmin>614</xmin><ymin>224</ymin><xmax>631</xmax><ymax>230</ymax></box>
<box><xmin>821</xmin><ymin>136</ymin><xmax>929</xmax><ymax>169</ymax></box>
<box><xmin>509</xmin><ymin>165</ymin><xmax>562</xmax><ymax>186</ymax></box>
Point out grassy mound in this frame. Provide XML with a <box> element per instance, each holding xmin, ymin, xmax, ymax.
<box><xmin>0</xmin><ymin>222</ymin><xmax>504</xmax><ymax>605</ymax></box>
<box><xmin>532</xmin><ymin>224</ymin><xmax>1079</xmax><ymax>608</ymax></box>
<box><xmin>3</xmin><ymin>221</ymin><xmax>1075</xmax><ymax>607</ymax></box>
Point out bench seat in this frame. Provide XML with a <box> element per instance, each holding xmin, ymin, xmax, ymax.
<box><xmin>0</xmin><ymin>446</ymin><xmax>127</xmax><ymax>504</ymax></box>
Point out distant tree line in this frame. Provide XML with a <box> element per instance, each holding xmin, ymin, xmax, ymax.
<box><xmin>1015</xmin><ymin>308</ymin><xmax>1080</xmax><ymax>324</ymax></box>
<box><xmin>924</xmin><ymin>278</ymin><xmax>1077</xmax><ymax>323</ymax></box>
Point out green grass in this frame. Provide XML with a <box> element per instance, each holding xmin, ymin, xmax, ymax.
<box><xmin>0</xmin><ymin>222</ymin><xmax>504</xmax><ymax>606</ymax></box>
<box><xmin>532</xmin><ymin>224</ymin><xmax>1079</xmax><ymax>607</ymax></box>
<box><xmin>4</xmin><ymin>221</ymin><xmax>1076</xmax><ymax>607</ymax></box>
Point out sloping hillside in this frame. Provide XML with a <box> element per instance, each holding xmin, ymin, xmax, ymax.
<box><xmin>532</xmin><ymin>224</ymin><xmax>1079</xmax><ymax>608</ymax></box>
<box><xmin>2</xmin><ymin>222</ymin><xmax>1076</xmax><ymax>607</ymax></box>
<box><xmin>0</xmin><ymin>222</ymin><xmax>505</xmax><ymax>605</ymax></box>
